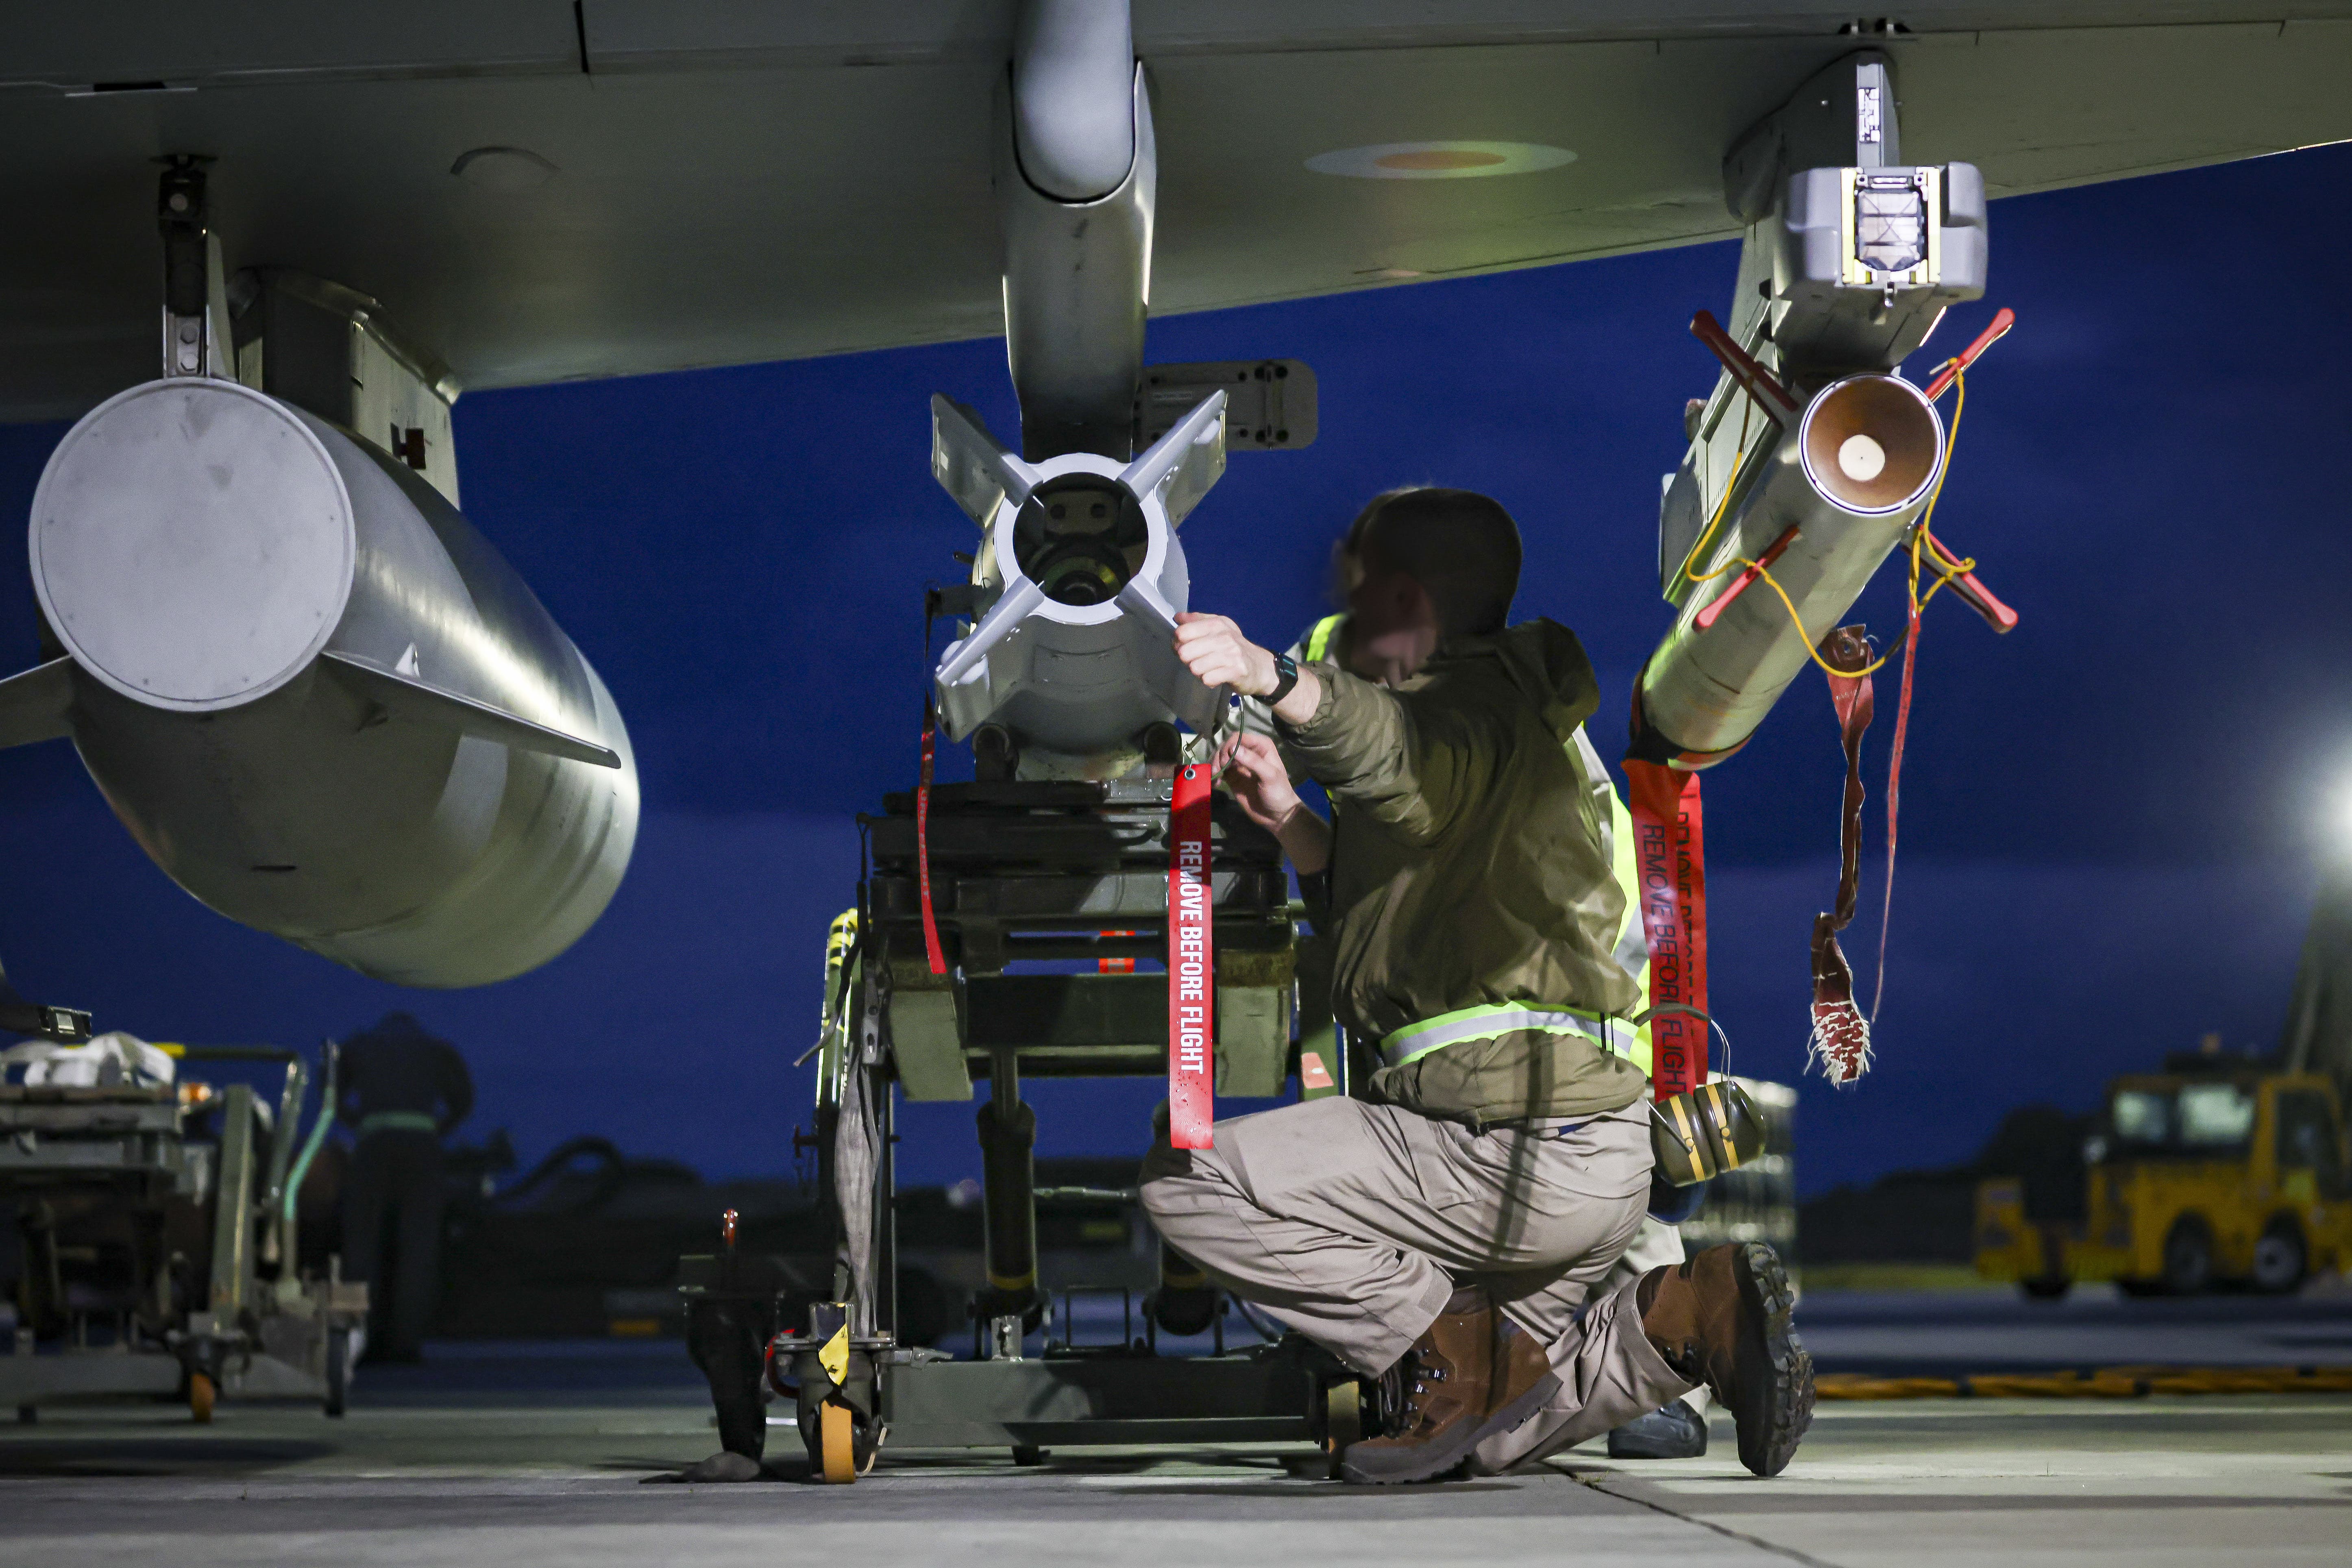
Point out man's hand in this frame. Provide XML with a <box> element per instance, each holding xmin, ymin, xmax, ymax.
<box><xmin>1173</xmin><ymin>612</ymin><xmax>1279</xmax><ymax>696</ymax></box>
<box><xmin>1213</xmin><ymin>732</ymin><xmax>1331</xmax><ymax>875</ymax></box>
<box><xmin>1174</xmin><ymin>612</ymin><xmax>1320</xmax><ymax>724</ymax></box>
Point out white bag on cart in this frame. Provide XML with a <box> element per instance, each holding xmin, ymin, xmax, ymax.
<box><xmin>0</xmin><ymin>1030</ymin><xmax>177</xmax><ymax>1088</ymax></box>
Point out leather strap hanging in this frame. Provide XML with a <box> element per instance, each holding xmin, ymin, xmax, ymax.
<box><xmin>1871</xmin><ymin>595</ymin><xmax>1921</xmax><ymax>1021</ymax></box>
<box><xmin>1811</xmin><ymin>626</ymin><xmax>1875</xmax><ymax>1084</ymax></box>
<box><xmin>1166</xmin><ymin>762</ymin><xmax>1215</xmax><ymax>1148</ymax></box>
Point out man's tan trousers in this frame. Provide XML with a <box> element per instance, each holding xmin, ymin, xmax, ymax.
<box><xmin>1140</xmin><ymin>1096</ymin><xmax>1696</xmax><ymax>1469</ymax></box>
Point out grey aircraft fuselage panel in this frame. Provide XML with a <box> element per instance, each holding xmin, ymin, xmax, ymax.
<box><xmin>2</xmin><ymin>2</ymin><xmax>2350</xmax><ymax>420</ymax></box>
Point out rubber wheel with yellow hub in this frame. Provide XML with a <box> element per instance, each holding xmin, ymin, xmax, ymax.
<box><xmin>1322</xmin><ymin>1380</ymin><xmax>1364</xmax><ymax>1479</ymax></box>
<box><xmin>819</xmin><ymin>1398</ymin><xmax>857</xmax><ymax>1483</ymax></box>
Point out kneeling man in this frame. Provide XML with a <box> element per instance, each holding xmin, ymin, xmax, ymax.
<box><xmin>1143</xmin><ymin>488</ymin><xmax>1811</xmax><ymax>1481</ymax></box>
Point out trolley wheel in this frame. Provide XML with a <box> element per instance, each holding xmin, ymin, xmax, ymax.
<box><xmin>324</xmin><ymin>1326</ymin><xmax>350</xmax><ymax>1418</ymax></box>
<box><xmin>189</xmin><ymin>1372</ymin><xmax>216</xmax><ymax>1424</ymax></box>
<box><xmin>1323</xmin><ymin>1380</ymin><xmax>1363</xmax><ymax>1477</ymax></box>
<box><xmin>818</xmin><ymin>1398</ymin><xmax>857</xmax><ymax>1484</ymax></box>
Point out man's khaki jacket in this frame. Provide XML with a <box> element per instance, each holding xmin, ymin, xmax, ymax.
<box><xmin>1278</xmin><ymin>618</ymin><xmax>1649</xmax><ymax>1126</ymax></box>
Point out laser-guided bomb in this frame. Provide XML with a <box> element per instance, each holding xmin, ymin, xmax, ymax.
<box><xmin>928</xmin><ymin>389</ymin><xmax>1228</xmax><ymax>773</ymax></box>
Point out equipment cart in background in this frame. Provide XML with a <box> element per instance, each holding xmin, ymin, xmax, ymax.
<box><xmin>1</xmin><ymin>1044</ymin><xmax>366</xmax><ymax>1421</ymax></box>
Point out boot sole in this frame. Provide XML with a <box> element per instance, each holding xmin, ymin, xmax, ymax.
<box><xmin>1338</xmin><ymin>1370</ymin><xmax>1561</xmax><ymax>1485</ymax></box>
<box><xmin>1730</xmin><ymin>1241</ymin><xmax>1814</xmax><ymax>1477</ymax></box>
<box><xmin>1605</xmin><ymin>1400</ymin><xmax>1709</xmax><ymax>1460</ymax></box>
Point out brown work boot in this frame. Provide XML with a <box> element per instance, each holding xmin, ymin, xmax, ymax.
<box><xmin>1339</xmin><ymin>1287</ymin><xmax>1559</xmax><ymax>1484</ymax></box>
<box><xmin>1639</xmin><ymin>1242</ymin><xmax>1814</xmax><ymax>1477</ymax></box>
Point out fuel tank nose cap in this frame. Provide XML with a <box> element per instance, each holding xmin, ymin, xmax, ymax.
<box><xmin>30</xmin><ymin>379</ymin><xmax>357</xmax><ymax>712</ymax></box>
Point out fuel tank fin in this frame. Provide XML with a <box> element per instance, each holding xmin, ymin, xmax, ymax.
<box><xmin>0</xmin><ymin>658</ymin><xmax>72</xmax><ymax>750</ymax></box>
<box><xmin>320</xmin><ymin>651</ymin><xmax>621</xmax><ymax>770</ymax></box>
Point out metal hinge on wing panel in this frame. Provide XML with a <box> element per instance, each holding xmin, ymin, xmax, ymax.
<box><xmin>1136</xmin><ymin>361</ymin><xmax>1318</xmax><ymax>452</ymax></box>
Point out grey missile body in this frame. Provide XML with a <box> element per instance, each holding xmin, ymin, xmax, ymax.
<box><xmin>0</xmin><ymin>377</ymin><xmax>637</xmax><ymax>988</ymax></box>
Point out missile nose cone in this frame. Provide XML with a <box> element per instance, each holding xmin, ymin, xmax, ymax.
<box><xmin>1800</xmin><ymin>374</ymin><xmax>1943</xmax><ymax>516</ymax></box>
<box><xmin>1837</xmin><ymin>433</ymin><xmax>1887</xmax><ymax>483</ymax></box>
<box><xmin>30</xmin><ymin>380</ymin><xmax>356</xmax><ymax>712</ymax></box>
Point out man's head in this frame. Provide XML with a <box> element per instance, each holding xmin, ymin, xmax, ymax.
<box><xmin>1344</xmin><ymin>488</ymin><xmax>1523</xmax><ymax>683</ymax></box>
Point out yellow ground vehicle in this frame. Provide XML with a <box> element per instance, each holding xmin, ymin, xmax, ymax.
<box><xmin>1977</xmin><ymin>1067</ymin><xmax>2351</xmax><ymax>1297</ymax></box>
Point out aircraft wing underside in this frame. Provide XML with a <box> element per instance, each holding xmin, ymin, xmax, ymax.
<box><xmin>4</xmin><ymin>0</ymin><xmax>2350</xmax><ymax>421</ymax></box>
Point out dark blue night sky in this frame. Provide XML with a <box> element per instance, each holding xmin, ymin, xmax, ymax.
<box><xmin>3</xmin><ymin>144</ymin><xmax>2347</xmax><ymax>1196</ymax></box>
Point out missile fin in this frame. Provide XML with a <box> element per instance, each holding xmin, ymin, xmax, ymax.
<box><xmin>1120</xmin><ymin>390</ymin><xmax>1226</xmax><ymax>527</ymax></box>
<box><xmin>930</xmin><ymin>396</ymin><xmax>1041</xmax><ymax>526</ymax></box>
<box><xmin>320</xmin><ymin>651</ymin><xmax>621</xmax><ymax>769</ymax></box>
<box><xmin>0</xmin><ymin>658</ymin><xmax>73</xmax><ymax>750</ymax></box>
<box><xmin>1114</xmin><ymin>580</ymin><xmax>1225</xmax><ymax>734</ymax></box>
<box><xmin>932</xmin><ymin>578</ymin><xmax>1045</xmax><ymax>740</ymax></box>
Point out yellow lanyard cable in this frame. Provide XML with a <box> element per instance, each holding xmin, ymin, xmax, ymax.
<box><xmin>1909</xmin><ymin>368</ymin><xmax>1974</xmax><ymax>615</ymax></box>
<box><xmin>1679</xmin><ymin>383</ymin><xmax>1891</xmax><ymax>677</ymax></box>
<box><xmin>1679</xmin><ymin>396</ymin><xmax>1756</xmax><ymax>587</ymax></box>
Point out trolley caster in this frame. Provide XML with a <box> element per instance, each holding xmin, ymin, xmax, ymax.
<box><xmin>799</xmin><ymin>1389</ymin><xmax>879</xmax><ymax>1483</ymax></box>
<box><xmin>771</xmin><ymin>1301</ymin><xmax>888</xmax><ymax>1484</ymax></box>
<box><xmin>1320</xmin><ymin>1379</ymin><xmax>1365</xmax><ymax>1479</ymax></box>
<box><xmin>814</xmin><ymin>1396</ymin><xmax>866</xmax><ymax>1483</ymax></box>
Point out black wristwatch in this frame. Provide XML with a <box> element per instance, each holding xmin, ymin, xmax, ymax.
<box><xmin>1265</xmin><ymin>651</ymin><xmax>1300</xmax><ymax>706</ymax></box>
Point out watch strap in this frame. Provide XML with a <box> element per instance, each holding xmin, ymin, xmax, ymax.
<box><xmin>1266</xmin><ymin>651</ymin><xmax>1300</xmax><ymax>706</ymax></box>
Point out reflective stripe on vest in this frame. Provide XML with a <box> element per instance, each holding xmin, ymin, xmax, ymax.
<box><xmin>1302</xmin><ymin>614</ymin><xmax>1344</xmax><ymax>664</ymax></box>
<box><xmin>1605</xmin><ymin>787</ymin><xmax>1655</xmax><ymax>1079</ymax></box>
<box><xmin>1378</xmin><ymin>1002</ymin><xmax>1644</xmax><ymax>1070</ymax></box>
<box><xmin>357</xmin><ymin>1111</ymin><xmax>438</xmax><ymax>1138</ymax></box>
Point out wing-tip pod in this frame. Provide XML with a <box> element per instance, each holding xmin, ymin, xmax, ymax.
<box><xmin>321</xmin><ymin>651</ymin><xmax>621</xmax><ymax>769</ymax></box>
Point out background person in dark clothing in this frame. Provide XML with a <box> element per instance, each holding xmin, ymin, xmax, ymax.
<box><xmin>338</xmin><ymin>1012</ymin><xmax>473</xmax><ymax>1363</ymax></box>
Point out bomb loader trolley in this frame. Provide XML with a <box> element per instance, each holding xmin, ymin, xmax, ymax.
<box><xmin>845</xmin><ymin>769</ymin><xmax>1346</xmax><ymax>1479</ymax></box>
<box><xmin>688</xmin><ymin>773</ymin><xmax>1373</xmax><ymax>1483</ymax></box>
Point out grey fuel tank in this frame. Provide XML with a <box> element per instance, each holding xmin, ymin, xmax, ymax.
<box><xmin>0</xmin><ymin>377</ymin><xmax>637</xmax><ymax>987</ymax></box>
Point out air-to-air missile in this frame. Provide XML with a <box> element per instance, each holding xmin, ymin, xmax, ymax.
<box><xmin>1630</xmin><ymin>50</ymin><xmax>2002</xmax><ymax>770</ymax></box>
<box><xmin>0</xmin><ymin>243</ymin><xmax>636</xmax><ymax>989</ymax></box>
<box><xmin>1634</xmin><ymin>346</ymin><xmax>1950</xmax><ymax>764</ymax></box>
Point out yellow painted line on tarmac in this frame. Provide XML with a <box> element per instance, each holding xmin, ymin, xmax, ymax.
<box><xmin>1816</xmin><ymin>1365</ymin><xmax>2352</xmax><ymax>1399</ymax></box>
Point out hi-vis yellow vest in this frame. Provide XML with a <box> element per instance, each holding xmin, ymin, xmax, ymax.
<box><xmin>1296</xmin><ymin>612</ymin><xmax>1652</xmax><ymax>1082</ymax></box>
<box><xmin>1603</xmin><ymin>771</ymin><xmax>1655</xmax><ymax>1078</ymax></box>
